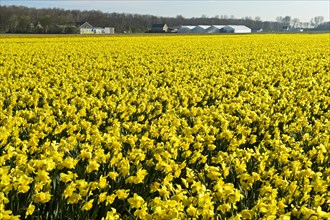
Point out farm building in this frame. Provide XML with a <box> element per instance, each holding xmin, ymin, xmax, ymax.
<box><xmin>150</xmin><ymin>24</ymin><xmax>168</xmax><ymax>33</ymax></box>
<box><xmin>79</xmin><ymin>22</ymin><xmax>115</xmax><ymax>34</ymax></box>
<box><xmin>177</xmin><ymin>25</ymin><xmax>196</xmax><ymax>33</ymax></box>
<box><xmin>177</xmin><ymin>25</ymin><xmax>251</xmax><ymax>34</ymax></box>
<box><xmin>191</xmin><ymin>25</ymin><xmax>212</xmax><ymax>33</ymax></box>
<box><xmin>206</xmin><ymin>25</ymin><xmax>226</xmax><ymax>33</ymax></box>
<box><xmin>226</xmin><ymin>25</ymin><xmax>251</xmax><ymax>33</ymax></box>
<box><xmin>219</xmin><ymin>26</ymin><xmax>236</xmax><ymax>33</ymax></box>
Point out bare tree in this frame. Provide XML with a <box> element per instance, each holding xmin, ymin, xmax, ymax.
<box><xmin>292</xmin><ymin>18</ymin><xmax>300</xmax><ymax>28</ymax></box>
<box><xmin>276</xmin><ymin>16</ymin><xmax>283</xmax><ymax>23</ymax></box>
<box><xmin>311</xmin><ymin>16</ymin><xmax>324</xmax><ymax>27</ymax></box>
<box><xmin>283</xmin><ymin>16</ymin><xmax>291</xmax><ymax>26</ymax></box>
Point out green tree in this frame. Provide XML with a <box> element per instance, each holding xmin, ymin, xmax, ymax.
<box><xmin>16</xmin><ymin>15</ymin><xmax>31</xmax><ymax>33</ymax></box>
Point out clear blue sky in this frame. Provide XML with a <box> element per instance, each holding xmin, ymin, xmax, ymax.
<box><xmin>1</xmin><ymin>0</ymin><xmax>329</xmax><ymax>22</ymax></box>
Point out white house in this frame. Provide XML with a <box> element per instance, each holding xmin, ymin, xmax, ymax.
<box><xmin>79</xmin><ymin>22</ymin><xmax>115</xmax><ymax>34</ymax></box>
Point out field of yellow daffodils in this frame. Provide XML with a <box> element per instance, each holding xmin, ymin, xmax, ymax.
<box><xmin>0</xmin><ymin>34</ymin><xmax>329</xmax><ymax>219</ymax></box>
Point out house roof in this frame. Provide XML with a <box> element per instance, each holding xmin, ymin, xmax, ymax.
<box><xmin>80</xmin><ymin>22</ymin><xmax>93</xmax><ymax>29</ymax></box>
<box><xmin>152</xmin><ymin>24</ymin><xmax>167</xmax><ymax>28</ymax></box>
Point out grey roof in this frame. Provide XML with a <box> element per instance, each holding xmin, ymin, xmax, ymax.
<box><xmin>80</xmin><ymin>22</ymin><xmax>93</xmax><ymax>29</ymax></box>
<box><xmin>198</xmin><ymin>25</ymin><xmax>212</xmax><ymax>29</ymax></box>
<box><xmin>177</xmin><ymin>24</ymin><xmax>251</xmax><ymax>33</ymax></box>
<box><xmin>152</xmin><ymin>24</ymin><xmax>167</xmax><ymax>28</ymax></box>
<box><xmin>212</xmin><ymin>25</ymin><xmax>226</xmax><ymax>29</ymax></box>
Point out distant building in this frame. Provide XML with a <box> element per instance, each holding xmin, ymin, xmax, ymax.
<box><xmin>281</xmin><ymin>26</ymin><xmax>305</xmax><ymax>32</ymax></box>
<box><xmin>252</xmin><ymin>28</ymin><xmax>263</xmax><ymax>33</ymax></box>
<box><xmin>167</xmin><ymin>27</ymin><xmax>178</xmax><ymax>33</ymax></box>
<box><xmin>177</xmin><ymin>25</ymin><xmax>196</xmax><ymax>33</ymax></box>
<box><xmin>191</xmin><ymin>25</ymin><xmax>211</xmax><ymax>33</ymax></box>
<box><xmin>316</xmin><ymin>22</ymin><xmax>330</xmax><ymax>31</ymax></box>
<box><xmin>293</xmin><ymin>28</ymin><xmax>304</xmax><ymax>32</ymax></box>
<box><xmin>177</xmin><ymin>25</ymin><xmax>251</xmax><ymax>34</ymax></box>
<box><xmin>221</xmin><ymin>25</ymin><xmax>251</xmax><ymax>33</ymax></box>
<box><xmin>219</xmin><ymin>26</ymin><xmax>235</xmax><ymax>33</ymax></box>
<box><xmin>206</xmin><ymin>25</ymin><xmax>226</xmax><ymax>33</ymax></box>
<box><xmin>30</xmin><ymin>22</ymin><xmax>43</xmax><ymax>29</ymax></box>
<box><xmin>79</xmin><ymin>22</ymin><xmax>115</xmax><ymax>34</ymax></box>
<box><xmin>150</xmin><ymin>24</ymin><xmax>168</xmax><ymax>33</ymax></box>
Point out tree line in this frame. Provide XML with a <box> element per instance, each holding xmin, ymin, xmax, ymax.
<box><xmin>0</xmin><ymin>5</ymin><xmax>328</xmax><ymax>34</ymax></box>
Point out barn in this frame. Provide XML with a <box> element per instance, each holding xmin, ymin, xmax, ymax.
<box><xmin>150</xmin><ymin>24</ymin><xmax>168</xmax><ymax>33</ymax></box>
